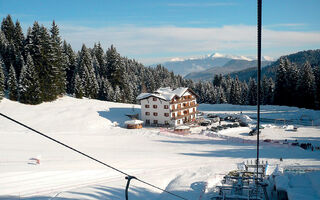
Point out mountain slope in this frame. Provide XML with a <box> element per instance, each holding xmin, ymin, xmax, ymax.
<box><xmin>228</xmin><ymin>49</ymin><xmax>320</xmax><ymax>81</ymax></box>
<box><xmin>184</xmin><ymin>60</ymin><xmax>273</xmax><ymax>81</ymax></box>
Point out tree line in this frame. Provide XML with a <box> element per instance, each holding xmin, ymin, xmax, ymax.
<box><xmin>0</xmin><ymin>15</ymin><xmax>319</xmax><ymax>110</ymax></box>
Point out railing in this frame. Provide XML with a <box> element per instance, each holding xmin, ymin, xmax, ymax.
<box><xmin>171</xmin><ymin>104</ymin><xmax>199</xmax><ymax>112</ymax></box>
<box><xmin>170</xmin><ymin>97</ymin><xmax>196</xmax><ymax>104</ymax></box>
<box><xmin>171</xmin><ymin>111</ymin><xmax>197</xmax><ymax>120</ymax></box>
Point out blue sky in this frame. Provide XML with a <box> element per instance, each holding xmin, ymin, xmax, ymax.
<box><xmin>1</xmin><ymin>0</ymin><xmax>320</xmax><ymax>64</ymax></box>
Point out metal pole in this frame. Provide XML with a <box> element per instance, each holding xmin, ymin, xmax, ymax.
<box><xmin>257</xmin><ymin>0</ymin><xmax>262</xmax><ymax>185</ymax></box>
<box><xmin>125</xmin><ymin>176</ymin><xmax>137</xmax><ymax>200</ymax></box>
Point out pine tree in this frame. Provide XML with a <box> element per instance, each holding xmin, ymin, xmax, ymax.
<box><xmin>286</xmin><ymin>63</ymin><xmax>299</xmax><ymax>106</ymax></box>
<box><xmin>13</xmin><ymin>20</ymin><xmax>25</xmax><ymax>57</ymax></box>
<box><xmin>0</xmin><ymin>59</ymin><xmax>4</xmax><ymax>101</ymax></box>
<box><xmin>296</xmin><ymin>62</ymin><xmax>316</xmax><ymax>108</ymax></box>
<box><xmin>62</xmin><ymin>41</ymin><xmax>77</xmax><ymax>94</ymax></box>
<box><xmin>39</xmin><ymin>25</ymin><xmax>57</xmax><ymax>101</ymax></box>
<box><xmin>74</xmin><ymin>73</ymin><xmax>84</xmax><ymax>99</ymax></box>
<box><xmin>314</xmin><ymin>66</ymin><xmax>320</xmax><ymax>109</ymax></box>
<box><xmin>7</xmin><ymin>64</ymin><xmax>18</xmax><ymax>100</ymax></box>
<box><xmin>240</xmin><ymin>82</ymin><xmax>248</xmax><ymax>105</ymax></box>
<box><xmin>106</xmin><ymin>45</ymin><xmax>124</xmax><ymax>89</ymax></box>
<box><xmin>113</xmin><ymin>85</ymin><xmax>121</xmax><ymax>102</ymax></box>
<box><xmin>50</xmin><ymin>21</ymin><xmax>66</xmax><ymax>96</ymax></box>
<box><xmin>19</xmin><ymin>54</ymin><xmax>41</xmax><ymax>104</ymax></box>
<box><xmin>247</xmin><ymin>78</ymin><xmax>257</xmax><ymax>105</ymax></box>
<box><xmin>77</xmin><ymin>44</ymin><xmax>99</xmax><ymax>98</ymax></box>
<box><xmin>1</xmin><ymin>15</ymin><xmax>15</xmax><ymax>43</ymax></box>
<box><xmin>229</xmin><ymin>76</ymin><xmax>241</xmax><ymax>104</ymax></box>
<box><xmin>274</xmin><ymin>58</ymin><xmax>289</xmax><ymax>105</ymax></box>
<box><xmin>216</xmin><ymin>86</ymin><xmax>227</xmax><ymax>104</ymax></box>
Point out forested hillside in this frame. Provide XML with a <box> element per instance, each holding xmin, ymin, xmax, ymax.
<box><xmin>0</xmin><ymin>15</ymin><xmax>319</xmax><ymax>109</ymax></box>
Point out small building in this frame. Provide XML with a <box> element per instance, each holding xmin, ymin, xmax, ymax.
<box><xmin>174</xmin><ymin>125</ymin><xmax>191</xmax><ymax>134</ymax></box>
<box><xmin>124</xmin><ymin>120</ymin><xmax>143</xmax><ymax>129</ymax></box>
<box><xmin>136</xmin><ymin>87</ymin><xmax>198</xmax><ymax>127</ymax></box>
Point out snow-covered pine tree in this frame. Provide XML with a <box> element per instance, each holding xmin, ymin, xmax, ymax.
<box><xmin>19</xmin><ymin>54</ymin><xmax>41</xmax><ymax>104</ymax></box>
<box><xmin>314</xmin><ymin>66</ymin><xmax>320</xmax><ymax>109</ymax></box>
<box><xmin>240</xmin><ymin>81</ymin><xmax>248</xmax><ymax>105</ymax></box>
<box><xmin>77</xmin><ymin>44</ymin><xmax>99</xmax><ymax>98</ymax></box>
<box><xmin>50</xmin><ymin>21</ymin><xmax>66</xmax><ymax>96</ymax></box>
<box><xmin>74</xmin><ymin>73</ymin><xmax>84</xmax><ymax>99</ymax></box>
<box><xmin>92</xmin><ymin>42</ymin><xmax>105</xmax><ymax>78</ymax></box>
<box><xmin>62</xmin><ymin>41</ymin><xmax>77</xmax><ymax>94</ymax></box>
<box><xmin>38</xmin><ymin>25</ymin><xmax>58</xmax><ymax>101</ymax></box>
<box><xmin>0</xmin><ymin>58</ymin><xmax>4</xmax><ymax>101</ymax></box>
<box><xmin>216</xmin><ymin>86</ymin><xmax>227</xmax><ymax>104</ymax></box>
<box><xmin>7</xmin><ymin>64</ymin><xmax>18</xmax><ymax>100</ymax></box>
<box><xmin>286</xmin><ymin>62</ymin><xmax>299</xmax><ymax>106</ymax></box>
<box><xmin>296</xmin><ymin>61</ymin><xmax>316</xmax><ymax>108</ymax></box>
<box><xmin>274</xmin><ymin>57</ymin><xmax>289</xmax><ymax>106</ymax></box>
<box><xmin>106</xmin><ymin>45</ymin><xmax>124</xmax><ymax>89</ymax></box>
<box><xmin>113</xmin><ymin>85</ymin><xmax>121</xmax><ymax>102</ymax></box>
<box><xmin>229</xmin><ymin>76</ymin><xmax>241</xmax><ymax>105</ymax></box>
<box><xmin>1</xmin><ymin>15</ymin><xmax>15</xmax><ymax>43</ymax></box>
<box><xmin>246</xmin><ymin>78</ymin><xmax>257</xmax><ymax>105</ymax></box>
<box><xmin>13</xmin><ymin>20</ymin><xmax>25</xmax><ymax>57</ymax></box>
<box><xmin>261</xmin><ymin>76</ymin><xmax>274</xmax><ymax>105</ymax></box>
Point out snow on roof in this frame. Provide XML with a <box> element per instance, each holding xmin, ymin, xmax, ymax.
<box><xmin>124</xmin><ymin>120</ymin><xmax>144</xmax><ymax>125</ymax></box>
<box><xmin>136</xmin><ymin>87</ymin><xmax>191</xmax><ymax>101</ymax></box>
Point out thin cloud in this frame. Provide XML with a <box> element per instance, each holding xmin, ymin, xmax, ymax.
<box><xmin>264</xmin><ymin>23</ymin><xmax>307</xmax><ymax>28</ymax></box>
<box><xmin>58</xmin><ymin>24</ymin><xmax>320</xmax><ymax>64</ymax></box>
<box><xmin>168</xmin><ymin>2</ymin><xmax>237</xmax><ymax>7</ymax></box>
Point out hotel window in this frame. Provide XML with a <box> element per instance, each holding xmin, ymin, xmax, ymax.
<box><xmin>153</xmin><ymin>97</ymin><xmax>157</xmax><ymax>101</ymax></box>
<box><xmin>172</xmin><ymin>113</ymin><xmax>176</xmax><ymax>117</ymax></box>
<box><xmin>145</xmin><ymin>104</ymin><xmax>150</xmax><ymax>108</ymax></box>
<box><xmin>146</xmin><ymin>112</ymin><xmax>150</xmax><ymax>116</ymax></box>
<box><xmin>153</xmin><ymin>112</ymin><xmax>158</xmax><ymax>116</ymax></box>
<box><xmin>153</xmin><ymin>120</ymin><xmax>158</xmax><ymax>124</ymax></box>
<box><xmin>171</xmin><ymin>105</ymin><xmax>175</xmax><ymax>110</ymax></box>
<box><xmin>146</xmin><ymin>120</ymin><xmax>150</xmax><ymax>124</ymax></box>
<box><xmin>153</xmin><ymin>105</ymin><xmax>157</xmax><ymax>109</ymax></box>
<box><xmin>164</xmin><ymin>113</ymin><xmax>169</xmax><ymax>117</ymax></box>
<box><xmin>164</xmin><ymin>105</ymin><xmax>169</xmax><ymax>109</ymax></box>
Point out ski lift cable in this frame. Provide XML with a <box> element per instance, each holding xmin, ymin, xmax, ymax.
<box><xmin>0</xmin><ymin>113</ymin><xmax>189</xmax><ymax>200</ymax></box>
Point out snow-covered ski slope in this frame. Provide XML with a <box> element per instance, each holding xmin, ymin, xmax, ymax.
<box><xmin>0</xmin><ymin>96</ymin><xmax>320</xmax><ymax>200</ymax></box>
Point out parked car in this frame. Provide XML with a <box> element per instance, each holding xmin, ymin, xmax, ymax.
<box><xmin>211</xmin><ymin>117</ymin><xmax>220</xmax><ymax>123</ymax></box>
<box><xmin>239</xmin><ymin>120</ymin><xmax>249</xmax><ymax>127</ymax></box>
<box><xmin>207</xmin><ymin>113</ymin><xmax>218</xmax><ymax>118</ymax></box>
<box><xmin>200</xmin><ymin>119</ymin><xmax>212</xmax><ymax>126</ymax></box>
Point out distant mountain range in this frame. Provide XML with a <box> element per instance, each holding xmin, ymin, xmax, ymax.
<box><xmin>184</xmin><ymin>59</ymin><xmax>273</xmax><ymax>81</ymax></box>
<box><xmin>155</xmin><ymin>53</ymin><xmax>275</xmax><ymax>79</ymax></box>
<box><xmin>228</xmin><ymin>49</ymin><xmax>320</xmax><ymax>82</ymax></box>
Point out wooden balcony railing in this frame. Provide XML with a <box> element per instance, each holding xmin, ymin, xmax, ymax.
<box><xmin>171</xmin><ymin>111</ymin><xmax>197</xmax><ymax>120</ymax></box>
<box><xmin>170</xmin><ymin>97</ymin><xmax>196</xmax><ymax>104</ymax></box>
<box><xmin>171</xmin><ymin>104</ymin><xmax>199</xmax><ymax>112</ymax></box>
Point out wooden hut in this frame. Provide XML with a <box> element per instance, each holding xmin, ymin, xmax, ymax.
<box><xmin>125</xmin><ymin>120</ymin><xmax>143</xmax><ymax>129</ymax></box>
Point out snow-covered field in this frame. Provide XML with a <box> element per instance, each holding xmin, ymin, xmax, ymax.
<box><xmin>0</xmin><ymin>96</ymin><xmax>320</xmax><ymax>200</ymax></box>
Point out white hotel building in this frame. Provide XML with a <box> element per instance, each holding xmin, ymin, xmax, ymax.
<box><xmin>136</xmin><ymin>87</ymin><xmax>198</xmax><ymax>126</ymax></box>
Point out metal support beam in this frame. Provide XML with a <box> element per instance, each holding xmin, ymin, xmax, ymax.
<box><xmin>125</xmin><ymin>176</ymin><xmax>137</xmax><ymax>200</ymax></box>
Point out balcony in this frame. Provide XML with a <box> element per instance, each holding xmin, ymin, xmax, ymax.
<box><xmin>171</xmin><ymin>111</ymin><xmax>197</xmax><ymax>120</ymax></box>
<box><xmin>170</xmin><ymin>97</ymin><xmax>196</xmax><ymax>104</ymax></box>
<box><xmin>171</xmin><ymin>104</ymin><xmax>199</xmax><ymax>112</ymax></box>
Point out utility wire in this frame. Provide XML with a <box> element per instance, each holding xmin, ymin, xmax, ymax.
<box><xmin>0</xmin><ymin>113</ymin><xmax>188</xmax><ymax>200</ymax></box>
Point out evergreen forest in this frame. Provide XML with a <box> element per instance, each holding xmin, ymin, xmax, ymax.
<box><xmin>0</xmin><ymin>15</ymin><xmax>319</xmax><ymax>109</ymax></box>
